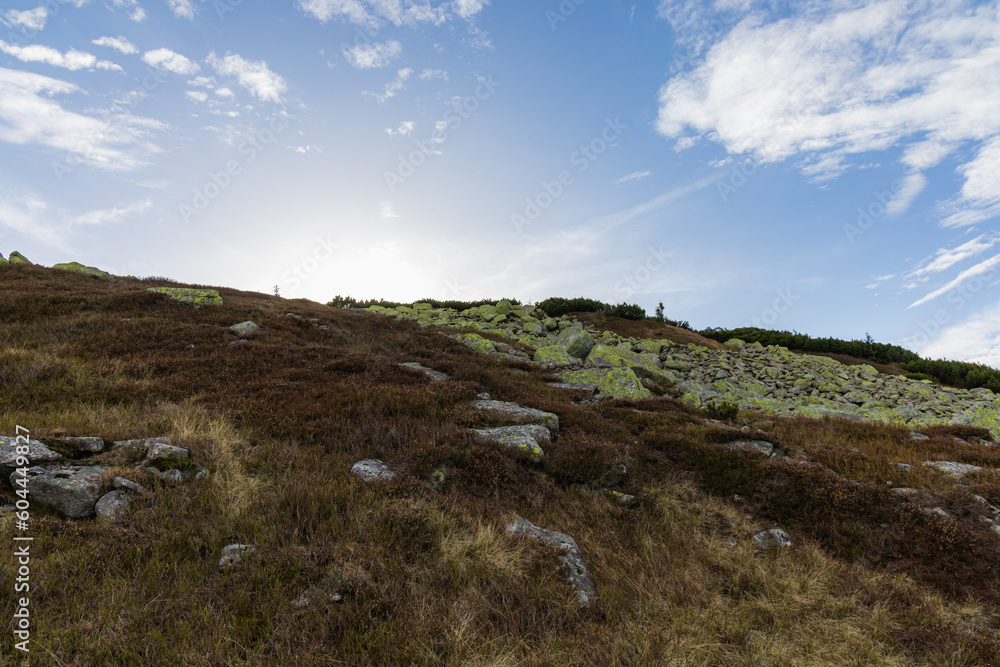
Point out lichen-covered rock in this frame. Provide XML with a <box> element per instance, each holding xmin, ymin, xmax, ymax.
<box><xmin>555</xmin><ymin>327</ymin><xmax>595</xmax><ymax>359</ymax></box>
<box><xmin>95</xmin><ymin>491</ymin><xmax>130</xmax><ymax>523</ymax></box>
<box><xmin>1</xmin><ymin>436</ymin><xmax>62</xmax><ymax>468</ymax></box>
<box><xmin>13</xmin><ymin>466</ymin><xmax>106</xmax><ymax>518</ymax></box>
<box><xmin>585</xmin><ymin>344</ymin><xmax>676</xmax><ymax>385</ymax></box>
<box><xmin>8</xmin><ymin>251</ymin><xmax>31</xmax><ymax>265</ymax></box>
<box><xmin>752</xmin><ymin>528</ymin><xmax>792</xmax><ymax>549</ymax></box>
<box><xmin>471</xmin><ymin>400</ymin><xmax>559</xmax><ymax>431</ymax></box>
<box><xmin>547</xmin><ymin>382</ymin><xmax>598</xmax><ymax>396</ymax></box>
<box><xmin>52</xmin><ymin>262</ymin><xmax>109</xmax><ymax>277</ymax></box>
<box><xmin>351</xmin><ymin>459</ymin><xmax>396</xmax><ymax>483</ymax></box>
<box><xmin>506</xmin><ymin>517</ymin><xmax>597</xmax><ymax>606</ymax></box>
<box><xmin>471</xmin><ymin>426</ymin><xmax>549</xmax><ymax>462</ymax></box>
<box><xmin>398</xmin><ymin>362</ymin><xmax>449</xmax><ymax>382</ymax></box>
<box><xmin>229</xmin><ymin>321</ymin><xmax>260</xmax><ymax>336</ymax></box>
<box><xmin>147</xmin><ymin>287</ymin><xmax>223</xmax><ymax>306</ymax></box>
<box><xmin>556</xmin><ymin>368</ymin><xmax>651</xmax><ymax>400</ymax></box>
<box><xmin>533</xmin><ymin>345</ymin><xmax>577</xmax><ymax>366</ymax></box>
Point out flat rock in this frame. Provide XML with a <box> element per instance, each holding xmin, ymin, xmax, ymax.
<box><xmin>111</xmin><ymin>437</ymin><xmax>169</xmax><ymax>460</ymax></box>
<box><xmin>13</xmin><ymin>466</ymin><xmax>106</xmax><ymax>518</ymax></box>
<box><xmin>726</xmin><ymin>440</ymin><xmax>774</xmax><ymax>456</ymax></box>
<box><xmin>0</xmin><ymin>436</ymin><xmax>62</xmax><ymax>467</ymax></box>
<box><xmin>58</xmin><ymin>436</ymin><xmax>105</xmax><ymax>453</ymax></box>
<box><xmin>472</xmin><ymin>400</ymin><xmax>560</xmax><ymax>431</ymax></box>
<box><xmin>546</xmin><ymin>382</ymin><xmax>598</xmax><ymax>395</ymax></box>
<box><xmin>398</xmin><ymin>362</ymin><xmax>449</xmax><ymax>382</ymax></box>
<box><xmin>351</xmin><ymin>459</ymin><xmax>395</xmax><ymax>483</ymax></box>
<box><xmin>144</xmin><ymin>442</ymin><xmax>190</xmax><ymax>461</ymax></box>
<box><xmin>471</xmin><ymin>426</ymin><xmax>549</xmax><ymax>462</ymax></box>
<box><xmin>922</xmin><ymin>461</ymin><xmax>984</xmax><ymax>479</ymax></box>
<box><xmin>506</xmin><ymin>517</ymin><xmax>597</xmax><ymax>607</ymax></box>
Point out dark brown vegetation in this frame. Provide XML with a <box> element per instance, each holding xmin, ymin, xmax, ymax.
<box><xmin>1</xmin><ymin>264</ymin><xmax>1000</xmax><ymax>665</ymax></box>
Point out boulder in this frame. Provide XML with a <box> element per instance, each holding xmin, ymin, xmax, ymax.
<box><xmin>52</xmin><ymin>262</ymin><xmax>109</xmax><ymax>277</ymax></box>
<box><xmin>58</xmin><ymin>436</ymin><xmax>104</xmax><ymax>453</ymax></box>
<box><xmin>229</xmin><ymin>321</ymin><xmax>261</xmax><ymax>336</ymax></box>
<box><xmin>556</xmin><ymin>368</ymin><xmax>651</xmax><ymax>400</ymax></box>
<box><xmin>13</xmin><ymin>466</ymin><xmax>106</xmax><ymax>518</ymax></box>
<box><xmin>147</xmin><ymin>287</ymin><xmax>223</xmax><ymax>306</ymax></box>
<box><xmin>752</xmin><ymin>528</ymin><xmax>792</xmax><ymax>550</ymax></box>
<box><xmin>1</xmin><ymin>436</ymin><xmax>62</xmax><ymax>468</ymax></box>
<box><xmin>922</xmin><ymin>461</ymin><xmax>983</xmax><ymax>480</ymax></box>
<box><xmin>506</xmin><ymin>517</ymin><xmax>597</xmax><ymax>607</ymax></box>
<box><xmin>218</xmin><ymin>544</ymin><xmax>254</xmax><ymax>569</ymax></box>
<box><xmin>585</xmin><ymin>344</ymin><xmax>675</xmax><ymax>384</ymax></box>
<box><xmin>8</xmin><ymin>251</ymin><xmax>31</xmax><ymax>265</ymax></box>
<box><xmin>471</xmin><ymin>400</ymin><xmax>559</xmax><ymax>431</ymax></box>
<box><xmin>111</xmin><ymin>437</ymin><xmax>170</xmax><ymax>461</ymax></box>
<box><xmin>533</xmin><ymin>345</ymin><xmax>577</xmax><ymax>366</ymax></box>
<box><xmin>471</xmin><ymin>426</ymin><xmax>549</xmax><ymax>462</ymax></box>
<box><xmin>95</xmin><ymin>491</ymin><xmax>129</xmax><ymax>523</ymax></box>
<box><xmin>144</xmin><ymin>442</ymin><xmax>190</xmax><ymax>461</ymax></box>
<box><xmin>726</xmin><ymin>440</ymin><xmax>774</xmax><ymax>456</ymax></box>
<box><xmin>555</xmin><ymin>327</ymin><xmax>595</xmax><ymax>360</ymax></box>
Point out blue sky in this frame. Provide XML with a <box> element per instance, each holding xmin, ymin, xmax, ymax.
<box><xmin>2</xmin><ymin>1</ymin><xmax>1000</xmax><ymax>366</ymax></box>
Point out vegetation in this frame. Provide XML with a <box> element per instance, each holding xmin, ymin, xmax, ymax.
<box><xmin>2</xmin><ymin>263</ymin><xmax>1000</xmax><ymax>664</ymax></box>
<box><xmin>705</xmin><ymin>401</ymin><xmax>740</xmax><ymax>421</ymax></box>
<box><xmin>536</xmin><ymin>297</ymin><xmax>646</xmax><ymax>321</ymax></box>
<box><xmin>328</xmin><ymin>295</ymin><xmax>522</xmax><ymax>311</ymax></box>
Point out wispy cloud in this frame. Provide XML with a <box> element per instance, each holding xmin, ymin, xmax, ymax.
<box><xmin>299</xmin><ymin>0</ymin><xmax>485</xmax><ymax>26</ymax></box>
<box><xmin>616</xmin><ymin>170</ymin><xmax>651</xmax><ymax>184</ymax></box>
<box><xmin>92</xmin><ymin>35</ymin><xmax>137</xmax><ymax>55</ymax></box>
<box><xmin>380</xmin><ymin>201</ymin><xmax>399</xmax><ymax>218</ymax></box>
<box><xmin>2</xmin><ymin>7</ymin><xmax>48</xmax><ymax>31</ymax></box>
<box><xmin>71</xmin><ymin>198</ymin><xmax>152</xmax><ymax>225</ymax></box>
<box><xmin>910</xmin><ymin>234</ymin><xmax>1000</xmax><ymax>278</ymax></box>
<box><xmin>168</xmin><ymin>0</ymin><xmax>197</xmax><ymax>20</ymax></box>
<box><xmin>363</xmin><ymin>67</ymin><xmax>412</xmax><ymax>103</ymax></box>
<box><xmin>418</xmin><ymin>69</ymin><xmax>448</xmax><ymax>81</ymax></box>
<box><xmin>908</xmin><ymin>254</ymin><xmax>1000</xmax><ymax>309</ymax></box>
<box><xmin>206</xmin><ymin>52</ymin><xmax>287</xmax><ymax>103</ymax></box>
<box><xmin>384</xmin><ymin>120</ymin><xmax>415</xmax><ymax>137</ymax></box>
<box><xmin>0</xmin><ymin>41</ymin><xmax>121</xmax><ymax>72</ymax></box>
<box><xmin>342</xmin><ymin>40</ymin><xmax>402</xmax><ymax>69</ymax></box>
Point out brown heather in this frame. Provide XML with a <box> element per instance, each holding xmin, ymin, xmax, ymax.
<box><xmin>1</xmin><ymin>264</ymin><xmax>999</xmax><ymax>665</ymax></box>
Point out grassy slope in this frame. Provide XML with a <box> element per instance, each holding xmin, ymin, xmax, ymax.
<box><xmin>1</xmin><ymin>265</ymin><xmax>999</xmax><ymax>665</ymax></box>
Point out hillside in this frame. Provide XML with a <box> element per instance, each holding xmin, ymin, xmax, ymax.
<box><xmin>3</xmin><ymin>263</ymin><xmax>1000</xmax><ymax>665</ymax></box>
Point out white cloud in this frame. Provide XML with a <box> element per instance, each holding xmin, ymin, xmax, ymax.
<box><xmin>71</xmin><ymin>198</ymin><xmax>152</xmax><ymax>225</ymax></box>
<box><xmin>290</xmin><ymin>144</ymin><xmax>321</xmax><ymax>154</ymax></box>
<box><xmin>168</xmin><ymin>0</ymin><xmax>197</xmax><ymax>19</ymax></box>
<box><xmin>92</xmin><ymin>36</ymin><xmax>138</xmax><ymax>55</ymax></box>
<box><xmin>380</xmin><ymin>201</ymin><xmax>399</xmax><ymax>218</ymax></box>
<box><xmin>418</xmin><ymin>68</ymin><xmax>448</xmax><ymax>80</ymax></box>
<box><xmin>206</xmin><ymin>52</ymin><xmax>287</xmax><ymax>102</ymax></box>
<box><xmin>384</xmin><ymin>120</ymin><xmax>415</xmax><ymax>137</ymax></box>
<box><xmin>142</xmin><ymin>48</ymin><xmax>200</xmax><ymax>75</ymax></box>
<box><xmin>0</xmin><ymin>66</ymin><xmax>164</xmax><ymax>171</ymax></box>
<box><xmin>0</xmin><ymin>41</ymin><xmax>120</xmax><ymax>72</ymax></box>
<box><xmin>342</xmin><ymin>40</ymin><xmax>401</xmax><ymax>69</ymax></box>
<box><xmin>908</xmin><ymin>254</ymin><xmax>1000</xmax><ymax>309</ymax></box>
<box><xmin>3</xmin><ymin>7</ymin><xmax>48</xmax><ymax>31</ymax></box>
<box><xmin>918</xmin><ymin>298</ymin><xmax>1000</xmax><ymax>367</ymax></box>
<box><xmin>215</xmin><ymin>87</ymin><xmax>234</xmax><ymax>98</ymax></box>
<box><xmin>185</xmin><ymin>90</ymin><xmax>208</xmax><ymax>103</ymax></box>
<box><xmin>0</xmin><ymin>189</ymin><xmax>61</xmax><ymax>246</ymax></box>
<box><xmin>188</xmin><ymin>76</ymin><xmax>215</xmax><ymax>87</ymax></box>
<box><xmin>298</xmin><ymin>0</ymin><xmax>483</xmax><ymax>26</ymax></box>
<box><xmin>657</xmin><ymin>0</ymin><xmax>1000</xmax><ymax>227</ymax></box>
<box><xmin>911</xmin><ymin>234</ymin><xmax>1000</xmax><ymax>278</ymax></box>
<box><xmin>363</xmin><ymin>67</ymin><xmax>412</xmax><ymax>103</ymax></box>
<box><xmin>885</xmin><ymin>172</ymin><xmax>927</xmax><ymax>216</ymax></box>
<box><xmin>616</xmin><ymin>170</ymin><xmax>651</xmax><ymax>184</ymax></box>
<box><xmin>130</xmin><ymin>7</ymin><xmax>146</xmax><ymax>21</ymax></box>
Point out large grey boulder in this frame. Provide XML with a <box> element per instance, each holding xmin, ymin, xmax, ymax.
<box><xmin>1</xmin><ymin>436</ymin><xmax>62</xmax><ymax>468</ymax></box>
<box><xmin>506</xmin><ymin>517</ymin><xmax>597</xmax><ymax>607</ymax></box>
<box><xmin>472</xmin><ymin>400</ymin><xmax>559</xmax><ymax>431</ymax></box>
<box><xmin>13</xmin><ymin>466</ymin><xmax>106</xmax><ymax>518</ymax></box>
<box><xmin>471</xmin><ymin>426</ymin><xmax>549</xmax><ymax>462</ymax></box>
<box><xmin>555</xmin><ymin>327</ymin><xmax>595</xmax><ymax>360</ymax></box>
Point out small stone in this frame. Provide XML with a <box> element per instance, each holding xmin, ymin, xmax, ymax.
<box><xmin>726</xmin><ymin>440</ymin><xmax>774</xmax><ymax>456</ymax></box>
<box><xmin>95</xmin><ymin>491</ymin><xmax>130</xmax><ymax>523</ymax></box>
<box><xmin>909</xmin><ymin>432</ymin><xmax>929</xmax><ymax>441</ymax></box>
<box><xmin>351</xmin><ymin>459</ymin><xmax>395</xmax><ymax>483</ymax></box>
<box><xmin>113</xmin><ymin>477</ymin><xmax>147</xmax><ymax>494</ymax></box>
<box><xmin>58</xmin><ymin>436</ymin><xmax>105</xmax><ymax>453</ymax></box>
<box><xmin>752</xmin><ymin>528</ymin><xmax>792</xmax><ymax>550</ymax></box>
<box><xmin>229</xmin><ymin>321</ymin><xmax>261</xmax><ymax>336</ymax></box>
<box><xmin>219</xmin><ymin>544</ymin><xmax>254</xmax><ymax>569</ymax></box>
<box><xmin>144</xmin><ymin>442</ymin><xmax>190</xmax><ymax>461</ymax></box>
<box><xmin>398</xmin><ymin>362</ymin><xmax>449</xmax><ymax>382</ymax></box>
<box><xmin>891</xmin><ymin>462</ymin><xmax>913</xmax><ymax>472</ymax></box>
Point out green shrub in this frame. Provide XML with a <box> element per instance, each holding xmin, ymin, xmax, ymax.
<box><xmin>705</xmin><ymin>401</ymin><xmax>739</xmax><ymax>421</ymax></box>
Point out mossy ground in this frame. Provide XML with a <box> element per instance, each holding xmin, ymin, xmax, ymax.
<box><xmin>1</xmin><ymin>263</ymin><xmax>999</xmax><ymax>664</ymax></box>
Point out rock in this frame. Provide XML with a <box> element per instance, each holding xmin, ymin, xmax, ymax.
<box><xmin>726</xmin><ymin>440</ymin><xmax>774</xmax><ymax>456</ymax></box>
<box><xmin>111</xmin><ymin>437</ymin><xmax>169</xmax><ymax>461</ymax></box>
<box><xmin>8</xmin><ymin>251</ymin><xmax>31</xmax><ymax>264</ymax></box>
<box><xmin>136</xmin><ymin>462</ymin><xmax>208</xmax><ymax>483</ymax></box>
<box><xmin>95</xmin><ymin>491</ymin><xmax>130</xmax><ymax>523</ymax></box>
<box><xmin>555</xmin><ymin>327</ymin><xmax>595</xmax><ymax>360</ymax></box>
<box><xmin>506</xmin><ymin>517</ymin><xmax>597</xmax><ymax>607</ymax></box>
<box><xmin>892</xmin><ymin>487</ymin><xmax>919</xmax><ymax>498</ymax></box>
<box><xmin>229</xmin><ymin>321</ymin><xmax>261</xmax><ymax>336</ymax></box>
<box><xmin>557</xmin><ymin>367</ymin><xmax>651</xmax><ymax>400</ymax></box>
<box><xmin>891</xmin><ymin>462</ymin><xmax>913</xmax><ymax>472</ymax></box>
<box><xmin>58</xmin><ymin>436</ymin><xmax>105</xmax><ymax>453</ymax></box>
<box><xmin>585</xmin><ymin>345</ymin><xmax>675</xmax><ymax>384</ymax></box>
<box><xmin>922</xmin><ymin>461</ymin><xmax>984</xmax><ymax>480</ymax></box>
<box><xmin>752</xmin><ymin>528</ymin><xmax>792</xmax><ymax>550</ymax></box>
<box><xmin>533</xmin><ymin>345</ymin><xmax>577</xmax><ymax>366</ymax></box>
<box><xmin>218</xmin><ymin>543</ymin><xmax>254</xmax><ymax>569</ymax></box>
<box><xmin>910</xmin><ymin>432</ymin><xmax>929</xmax><ymax>441</ymax></box>
<box><xmin>471</xmin><ymin>426</ymin><xmax>549</xmax><ymax>462</ymax></box>
<box><xmin>144</xmin><ymin>442</ymin><xmax>190</xmax><ymax>461</ymax></box>
<box><xmin>52</xmin><ymin>261</ymin><xmax>109</xmax><ymax>277</ymax></box>
<box><xmin>398</xmin><ymin>362</ymin><xmax>449</xmax><ymax>382</ymax></box>
<box><xmin>13</xmin><ymin>466</ymin><xmax>106</xmax><ymax>518</ymax></box>
<box><xmin>476</xmin><ymin>392</ymin><xmax>490</xmax><ymax>400</ymax></box>
<box><xmin>147</xmin><ymin>287</ymin><xmax>223</xmax><ymax>306</ymax></box>
<box><xmin>0</xmin><ymin>436</ymin><xmax>62</xmax><ymax>468</ymax></box>
<box><xmin>351</xmin><ymin>459</ymin><xmax>395</xmax><ymax>483</ymax></box>
<box><xmin>471</xmin><ymin>400</ymin><xmax>559</xmax><ymax>431</ymax></box>
<box><xmin>292</xmin><ymin>585</ymin><xmax>343</xmax><ymax>611</ymax></box>
<box><xmin>113</xmin><ymin>476</ymin><xmax>148</xmax><ymax>494</ymax></box>
<box><xmin>547</xmin><ymin>382</ymin><xmax>598</xmax><ymax>396</ymax></box>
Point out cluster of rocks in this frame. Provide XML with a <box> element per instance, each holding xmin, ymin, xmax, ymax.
<box><xmin>365</xmin><ymin>300</ymin><xmax>1000</xmax><ymax>439</ymax></box>
<box><xmin>1</xmin><ymin>434</ymin><xmax>207</xmax><ymax>523</ymax></box>
<box><xmin>0</xmin><ymin>250</ymin><xmax>110</xmax><ymax>276</ymax></box>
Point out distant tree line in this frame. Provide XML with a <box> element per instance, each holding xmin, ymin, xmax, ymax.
<box><xmin>327</xmin><ymin>296</ymin><xmax>522</xmax><ymax>310</ymax></box>
<box><xmin>699</xmin><ymin>326</ymin><xmax>1000</xmax><ymax>391</ymax></box>
<box><xmin>536</xmin><ymin>297</ymin><xmax>646</xmax><ymax>321</ymax></box>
